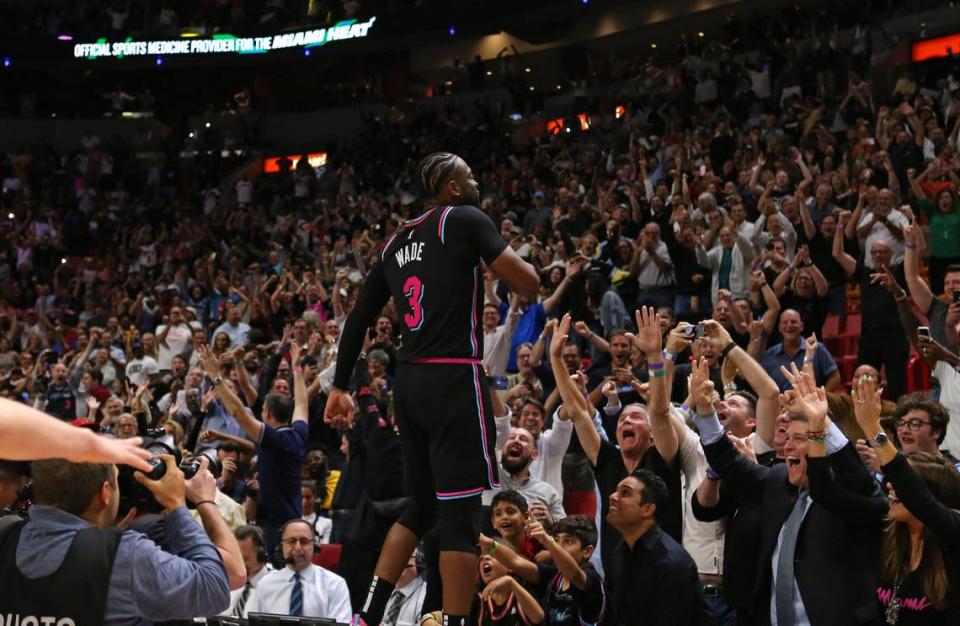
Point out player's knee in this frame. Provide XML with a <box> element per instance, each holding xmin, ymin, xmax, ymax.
<box><xmin>435</xmin><ymin>495</ymin><xmax>482</xmax><ymax>552</ymax></box>
<box><xmin>398</xmin><ymin>498</ymin><xmax>437</xmax><ymax>538</ymax></box>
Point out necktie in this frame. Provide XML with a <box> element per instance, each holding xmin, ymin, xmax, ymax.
<box><xmin>384</xmin><ymin>589</ymin><xmax>406</xmax><ymax>625</ymax></box>
<box><xmin>290</xmin><ymin>572</ymin><xmax>303</xmax><ymax>617</ymax></box>
<box><xmin>234</xmin><ymin>581</ymin><xmax>253</xmax><ymax>617</ymax></box>
<box><xmin>775</xmin><ymin>489</ymin><xmax>809</xmax><ymax>626</ymax></box>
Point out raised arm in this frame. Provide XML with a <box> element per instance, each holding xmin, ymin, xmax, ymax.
<box><xmin>290</xmin><ymin>343</ymin><xmax>308</xmax><ymax>425</ymax></box>
<box><xmin>550</xmin><ymin>314</ymin><xmax>598</xmax><ymax>464</ymax></box>
<box><xmin>542</xmin><ymin>257</ymin><xmax>585</xmax><ymax>315</ymax></box>
<box><xmin>626</xmin><ymin>307</ymin><xmax>677</xmax><ymax>463</ymax></box>
<box><xmin>197</xmin><ymin>344</ymin><xmax>262</xmax><ymax>442</ymax></box>
<box><xmin>902</xmin><ymin>220</ymin><xmax>933</xmax><ymax>312</ymax></box>
<box><xmin>832</xmin><ymin>215</ymin><xmax>857</xmax><ymax>276</ymax></box>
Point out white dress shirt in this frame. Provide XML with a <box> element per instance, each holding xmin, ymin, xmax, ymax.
<box><xmin>222</xmin><ymin>562</ymin><xmax>273</xmax><ymax>617</ymax></box>
<box><xmin>382</xmin><ymin>575</ymin><xmax>427</xmax><ymax>626</ymax></box>
<box><xmin>247</xmin><ymin>563</ymin><xmax>352</xmax><ymax>622</ymax></box>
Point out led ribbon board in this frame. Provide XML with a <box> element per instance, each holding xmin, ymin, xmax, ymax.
<box><xmin>72</xmin><ymin>16</ymin><xmax>376</xmax><ymax>59</ymax></box>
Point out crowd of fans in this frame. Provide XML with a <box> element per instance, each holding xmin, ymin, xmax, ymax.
<box><xmin>2</xmin><ymin>0</ymin><xmax>960</xmax><ymax>624</ymax></box>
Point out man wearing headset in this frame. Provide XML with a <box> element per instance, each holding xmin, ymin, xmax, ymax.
<box><xmin>247</xmin><ymin>518</ymin><xmax>352</xmax><ymax>621</ymax></box>
<box><xmin>223</xmin><ymin>525</ymin><xmax>274</xmax><ymax>618</ymax></box>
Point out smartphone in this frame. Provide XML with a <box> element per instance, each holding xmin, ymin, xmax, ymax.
<box><xmin>698</xmin><ymin>164</ymin><xmax>707</xmax><ymax>176</ymax></box>
<box><xmin>917</xmin><ymin>326</ymin><xmax>930</xmax><ymax>339</ymax></box>
<box><xmin>694</xmin><ymin>322</ymin><xmax>706</xmax><ymax>340</ymax></box>
<box><xmin>953</xmin><ymin>290</ymin><xmax>960</xmax><ymax>304</ymax></box>
<box><xmin>487</xmin><ymin>376</ymin><xmax>509</xmax><ymax>390</ymax></box>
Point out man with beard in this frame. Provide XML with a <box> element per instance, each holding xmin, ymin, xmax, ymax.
<box><xmin>325</xmin><ymin>152</ymin><xmax>538</xmax><ymax>626</ymax></box>
<box><xmin>495</xmin><ymin>427</ymin><xmax>566</xmax><ymax>524</ymax></box>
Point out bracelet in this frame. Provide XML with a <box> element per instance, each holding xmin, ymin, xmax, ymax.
<box><xmin>905</xmin><ymin>243</ymin><xmax>917</xmax><ymax>249</ymax></box>
<box><xmin>724</xmin><ymin>382</ymin><xmax>738</xmax><ymax>392</ymax></box>
<box><xmin>486</xmin><ymin>540</ymin><xmax>500</xmax><ymax>555</ymax></box>
<box><xmin>806</xmin><ymin>431</ymin><xmax>827</xmax><ymax>443</ymax></box>
<box><xmin>720</xmin><ymin>342</ymin><xmax>737</xmax><ymax>358</ymax></box>
<box><xmin>292</xmin><ymin>366</ymin><xmax>303</xmax><ymax>373</ymax></box>
<box><xmin>647</xmin><ymin>361</ymin><xmax>665</xmax><ymax>371</ymax></box>
<box><xmin>803</xmin><ymin>356</ymin><xmax>814</xmax><ymax>364</ymax></box>
<box><xmin>679</xmin><ymin>403</ymin><xmax>690</xmax><ymax>415</ymax></box>
<box><xmin>662</xmin><ymin>349</ymin><xmax>676</xmax><ymax>362</ymax></box>
<box><xmin>705</xmin><ymin>467</ymin><xmax>721</xmax><ymax>480</ymax></box>
<box><xmin>195</xmin><ymin>500</ymin><xmax>217</xmax><ymax>508</ymax></box>
<box><xmin>648</xmin><ymin>369</ymin><xmax>666</xmax><ymax>378</ymax></box>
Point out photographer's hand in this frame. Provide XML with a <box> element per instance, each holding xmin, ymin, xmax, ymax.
<box><xmin>184</xmin><ymin>456</ymin><xmax>218</xmax><ymax>505</ymax></box>
<box><xmin>134</xmin><ymin>454</ymin><xmax>187</xmax><ymax>514</ymax></box>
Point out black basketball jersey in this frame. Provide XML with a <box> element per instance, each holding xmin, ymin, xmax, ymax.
<box><xmin>376</xmin><ymin>204</ymin><xmax>507</xmax><ymax>363</ymax></box>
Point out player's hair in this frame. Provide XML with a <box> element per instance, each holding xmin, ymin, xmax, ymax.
<box><xmin>418</xmin><ymin>152</ymin><xmax>462</xmax><ymax>199</ymax></box>
<box><xmin>551</xmin><ymin>514</ymin><xmax>597</xmax><ymax>548</ymax></box>
<box><xmin>491</xmin><ymin>489</ymin><xmax>528</xmax><ymax>514</ymax></box>
<box><xmin>32</xmin><ymin>460</ymin><xmax>115</xmax><ymax>517</ymax></box>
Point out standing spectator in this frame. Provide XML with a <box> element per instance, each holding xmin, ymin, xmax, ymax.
<box><xmin>198</xmin><ymin>343</ymin><xmax>308</xmax><ymax>553</ymax></box>
<box><xmin>606</xmin><ymin>469</ymin><xmax>711</xmax><ymax>626</ymax></box>
<box><xmin>697</xmin><ymin>225</ymin><xmax>756</xmax><ymax>302</ymax></box>
<box><xmin>495</xmin><ymin>428</ymin><xmax>566</xmax><ymax>524</ymax></box>
<box><xmin>630</xmin><ymin>222</ymin><xmax>675</xmax><ymax>309</ymax></box>
<box><xmin>834</xmin><ymin>235</ymin><xmax>910</xmax><ymax>399</ymax></box>
<box><xmin>214</xmin><ymin>303</ymin><xmax>252</xmax><ymax>348</ymax></box>
<box><xmin>156</xmin><ymin>306</ymin><xmax>201</xmax><ymax>370</ymax></box>
<box><xmin>125</xmin><ymin>338</ymin><xmax>159</xmax><ymax>386</ymax></box>
<box><xmin>42</xmin><ymin>361</ymin><xmax>75</xmax><ymax>421</ymax></box>
<box><xmin>761</xmin><ymin>310</ymin><xmax>840</xmax><ymax>392</ymax></box>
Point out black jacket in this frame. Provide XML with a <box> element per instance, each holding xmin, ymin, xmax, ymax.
<box><xmin>704</xmin><ymin>436</ymin><xmax>888</xmax><ymax>626</ymax></box>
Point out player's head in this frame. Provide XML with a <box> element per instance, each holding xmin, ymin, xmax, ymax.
<box><xmin>418</xmin><ymin>152</ymin><xmax>479</xmax><ymax>206</ymax></box>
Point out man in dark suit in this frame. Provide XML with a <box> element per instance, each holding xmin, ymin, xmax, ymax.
<box><xmin>687</xmin><ymin>359</ymin><xmax>888</xmax><ymax>626</ymax></box>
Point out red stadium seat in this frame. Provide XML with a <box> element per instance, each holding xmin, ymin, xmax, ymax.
<box><xmin>563</xmin><ymin>490</ymin><xmax>597</xmax><ymax>519</ymax></box>
<box><xmin>838</xmin><ymin>313</ymin><xmax>861</xmax><ymax>355</ymax></box>
<box><xmin>312</xmin><ymin>543</ymin><xmax>342</xmax><ymax>572</ymax></box>
<box><xmin>822</xmin><ymin>314</ymin><xmax>841</xmax><ymax>338</ymax></box>
<box><xmin>840</xmin><ymin>355</ymin><xmax>858</xmax><ymax>384</ymax></box>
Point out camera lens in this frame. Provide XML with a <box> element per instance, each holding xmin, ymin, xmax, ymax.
<box><xmin>144</xmin><ymin>456</ymin><xmax>166</xmax><ymax>481</ymax></box>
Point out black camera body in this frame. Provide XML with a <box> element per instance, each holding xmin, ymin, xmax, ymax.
<box><xmin>117</xmin><ymin>430</ymin><xmax>222</xmax><ymax>515</ymax></box>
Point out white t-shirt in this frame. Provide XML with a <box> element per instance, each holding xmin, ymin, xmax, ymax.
<box><xmin>156</xmin><ymin>321</ymin><xmax>201</xmax><ymax>369</ymax></box>
<box><xmin>934</xmin><ymin>361</ymin><xmax>960</xmax><ymax>457</ymax></box>
<box><xmin>126</xmin><ymin>356</ymin><xmax>159</xmax><ymax>386</ymax></box>
<box><xmin>857</xmin><ymin>208</ymin><xmax>909</xmax><ymax>268</ymax></box>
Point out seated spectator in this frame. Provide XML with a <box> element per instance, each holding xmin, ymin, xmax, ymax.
<box><xmin>223</xmin><ymin>525</ymin><xmax>274</xmax><ymax>618</ymax></box>
<box><xmin>490</xmin><ymin>490</ymin><xmax>537</xmax><ymax>559</ymax></box>
<box><xmin>248</xmin><ymin>518</ymin><xmax>352</xmax><ymax>620</ymax></box>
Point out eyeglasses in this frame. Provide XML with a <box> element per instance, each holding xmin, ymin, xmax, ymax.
<box><xmin>895</xmin><ymin>419</ymin><xmax>931</xmax><ymax>432</ymax></box>
<box><xmin>282</xmin><ymin>538</ymin><xmax>313</xmax><ymax>547</ymax></box>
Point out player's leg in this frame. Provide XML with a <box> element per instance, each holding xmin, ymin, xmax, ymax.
<box><xmin>357</xmin><ymin>370</ymin><xmax>436</xmax><ymax>626</ymax></box>
<box><xmin>430</xmin><ymin>363</ymin><xmax>499</xmax><ymax>625</ymax></box>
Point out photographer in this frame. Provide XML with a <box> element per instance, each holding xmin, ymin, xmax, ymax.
<box><xmin>0</xmin><ymin>454</ymin><xmax>243</xmax><ymax>624</ymax></box>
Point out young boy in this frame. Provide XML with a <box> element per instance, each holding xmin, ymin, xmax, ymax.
<box><xmin>490</xmin><ymin>489</ymin><xmax>538</xmax><ymax>559</ymax></box>
<box><xmin>480</xmin><ymin>514</ymin><xmax>605</xmax><ymax>626</ymax></box>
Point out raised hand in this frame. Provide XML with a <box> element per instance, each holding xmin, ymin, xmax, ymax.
<box><xmin>702</xmin><ymin>319</ymin><xmax>734</xmax><ymax>352</ymax></box>
<box><xmin>690</xmin><ymin>358</ymin><xmax>715</xmax><ymax>416</ymax></box>
<box><xmin>196</xmin><ymin>344</ymin><xmax>221</xmax><ymax>380</ymax></box>
<box><xmin>573</xmin><ymin>320</ymin><xmax>592</xmax><ymax>337</ymax></box>
<box><xmin>727</xmin><ymin>432</ymin><xmax>757</xmax><ymax>464</ymax></box>
<box><xmin>779</xmin><ymin>362</ymin><xmax>828</xmax><ymax>429</ymax></box>
<box><xmin>626</xmin><ymin>306</ymin><xmax>662</xmax><ymax>356</ymax></box>
<box><xmin>289</xmin><ymin>341</ymin><xmax>302</xmax><ymax>369</ymax></box>
<box><xmin>805</xmin><ymin>332</ymin><xmax>818</xmax><ymax>359</ymax></box>
<box><xmin>323</xmin><ymin>387</ymin><xmax>356</xmax><ymax>430</ymax></box>
<box><xmin>549</xmin><ymin>314</ymin><xmax>571</xmax><ymax>361</ymax></box>
<box><xmin>851</xmin><ymin>372</ymin><xmax>883</xmax><ymax>435</ymax></box>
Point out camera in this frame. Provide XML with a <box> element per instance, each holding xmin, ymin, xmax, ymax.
<box><xmin>118</xmin><ymin>431</ymin><xmax>222</xmax><ymax>515</ymax></box>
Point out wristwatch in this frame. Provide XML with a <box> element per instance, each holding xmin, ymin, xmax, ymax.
<box><xmin>212</xmin><ymin>375</ymin><xmax>224</xmax><ymax>386</ymax></box>
<box><xmin>872</xmin><ymin>431</ymin><xmax>889</xmax><ymax>446</ymax></box>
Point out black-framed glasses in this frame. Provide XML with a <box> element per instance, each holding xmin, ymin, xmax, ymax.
<box><xmin>895</xmin><ymin>418</ymin><xmax>931</xmax><ymax>432</ymax></box>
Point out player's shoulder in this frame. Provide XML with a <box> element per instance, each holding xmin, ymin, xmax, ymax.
<box><xmin>441</xmin><ymin>203</ymin><xmax>494</xmax><ymax>226</ymax></box>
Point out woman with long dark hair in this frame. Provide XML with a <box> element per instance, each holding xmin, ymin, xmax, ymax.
<box><xmin>853</xmin><ymin>375</ymin><xmax>960</xmax><ymax>624</ymax></box>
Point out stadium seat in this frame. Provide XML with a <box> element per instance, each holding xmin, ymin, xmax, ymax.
<box><xmin>838</xmin><ymin>313</ymin><xmax>861</xmax><ymax>355</ymax></box>
<box><xmin>840</xmin><ymin>354</ymin><xmax>858</xmax><ymax>384</ymax></box>
<box><xmin>563</xmin><ymin>490</ymin><xmax>597</xmax><ymax>519</ymax></box>
<box><xmin>312</xmin><ymin>543</ymin><xmax>342</xmax><ymax>572</ymax></box>
<box><xmin>822</xmin><ymin>314</ymin><xmax>841</xmax><ymax>338</ymax></box>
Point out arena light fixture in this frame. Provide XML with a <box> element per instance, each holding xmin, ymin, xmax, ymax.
<box><xmin>263</xmin><ymin>152</ymin><xmax>328</xmax><ymax>173</ymax></box>
<box><xmin>58</xmin><ymin>34</ymin><xmax>74</xmax><ymax>41</ymax></box>
<box><xmin>615</xmin><ymin>105</ymin><xmax>626</xmax><ymax>119</ymax></box>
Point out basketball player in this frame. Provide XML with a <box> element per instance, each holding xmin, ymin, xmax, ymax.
<box><xmin>324</xmin><ymin>152</ymin><xmax>539</xmax><ymax>626</ymax></box>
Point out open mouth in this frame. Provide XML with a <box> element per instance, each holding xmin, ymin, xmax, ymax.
<box><xmin>481</xmin><ymin>561</ymin><xmax>494</xmax><ymax>575</ymax></box>
<box><xmin>498</xmin><ymin>521</ymin><xmax>514</xmax><ymax>533</ymax></box>
<box><xmin>621</xmin><ymin>428</ymin><xmax>637</xmax><ymax>443</ymax></box>
<box><xmin>786</xmin><ymin>455</ymin><xmax>801</xmax><ymax>467</ymax></box>
<box><xmin>506</xmin><ymin>443</ymin><xmax>523</xmax><ymax>458</ymax></box>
